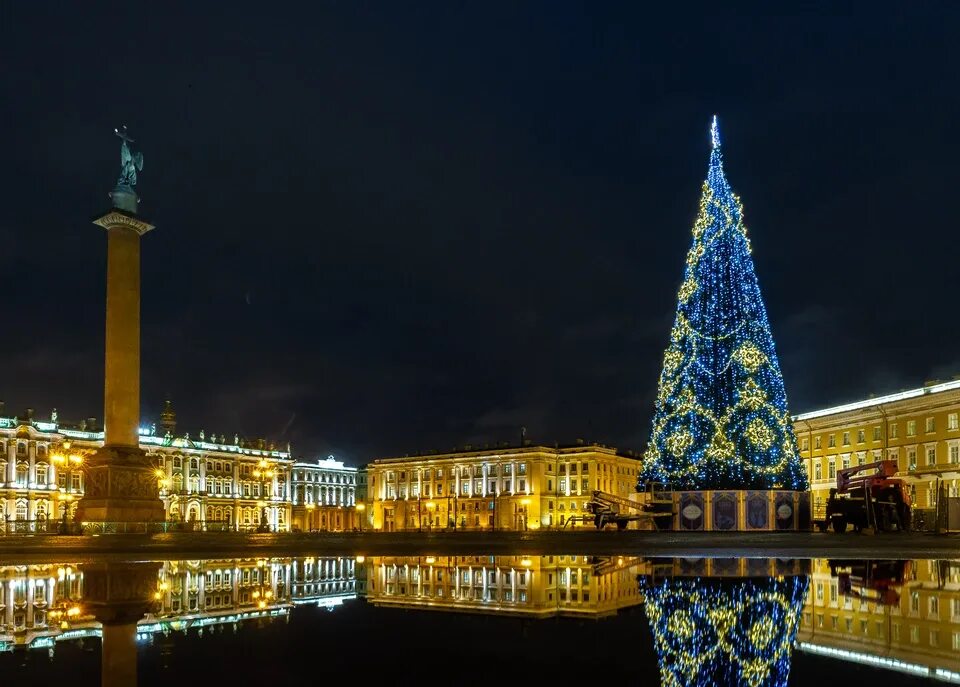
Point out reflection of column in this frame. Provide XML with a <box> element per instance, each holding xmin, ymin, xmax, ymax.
<box><xmin>81</xmin><ymin>561</ymin><xmax>161</xmax><ymax>687</ymax></box>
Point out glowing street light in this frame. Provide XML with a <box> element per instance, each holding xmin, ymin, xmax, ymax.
<box><xmin>252</xmin><ymin>459</ymin><xmax>277</xmax><ymax>532</ymax></box>
<box><xmin>355</xmin><ymin>502</ymin><xmax>366</xmax><ymax>532</ymax></box>
<box><xmin>51</xmin><ymin>441</ymin><xmax>84</xmax><ymax>534</ymax></box>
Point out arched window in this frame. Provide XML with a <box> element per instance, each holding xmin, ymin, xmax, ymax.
<box><xmin>17</xmin><ymin>442</ymin><xmax>26</xmax><ymax>456</ymax></box>
<box><xmin>35</xmin><ymin>464</ymin><xmax>48</xmax><ymax>485</ymax></box>
<box><xmin>188</xmin><ymin>505</ymin><xmax>199</xmax><ymax>521</ymax></box>
<box><xmin>15</xmin><ymin>500</ymin><xmax>27</xmax><ymax>521</ymax></box>
<box><xmin>206</xmin><ymin>506</ymin><xmax>214</xmax><ymax>521</ymax></box>
<box><xmin>190</xmin><ymin>458</ymin><xmax>199</xmax><ymax>471</ymax></box>
<box><xmin>35</xmin><ymin>502</ymin><xmax>47</xmax><ymax>520</ymax></box>
<box><xmin>37</xmin><ymin>444</ymin><xmax>46</xmax><ymax>458</ymax></box>
<box><xmin>15</xmin><ymin>463</ymin><xmax>28</xmax><ymax>487</ymax></box>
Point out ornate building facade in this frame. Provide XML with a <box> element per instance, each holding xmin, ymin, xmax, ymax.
<box><xmin>0</xmin><ymin>404</ymin><xmax>356</xmax><ymax>532</ymax></box>
<box><xmin>793</xmin><ymin>379</ymin><xmax>960</xmax><ymax>514</ymax></box>
<box><xmin>290</xmin><ymin>457</ymin><xmax>360</xmax><ymax>532</ymax></box>
<box><xmin>363</xmin><ymin>443</ymin><xmax>642</xmax><ymax>531</ymax></box>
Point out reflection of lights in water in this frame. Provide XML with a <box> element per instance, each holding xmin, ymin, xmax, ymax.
<box><xmin>640</xmin><ymin>575</ymin><xmax>808</xmax><ymax>687</ymax></box>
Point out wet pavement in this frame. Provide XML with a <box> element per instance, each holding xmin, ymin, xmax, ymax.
<box><xmin>0</xmin><ymin>530</ymin><xmax>957</xmax><ymax>562</ymax></box>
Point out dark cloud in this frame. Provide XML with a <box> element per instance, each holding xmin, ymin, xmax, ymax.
<box><xmin>1</xmin><ymin>3</ymin><xmax>958</xmax><ymax>465</ymax></box>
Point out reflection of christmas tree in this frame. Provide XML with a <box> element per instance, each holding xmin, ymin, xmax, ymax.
<box><xmin>639</xmin><ymin>574</ymin><xmax>808</xmax><ymax>687</ymax></box>
<box><xmin>639</xmin><ymin>118</ymin><xmax>808</xmax><ymax>491</ymax></box>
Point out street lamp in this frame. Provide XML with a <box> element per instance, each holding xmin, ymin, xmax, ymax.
<box><xmin>154</xmin><ymin>468</ymin><xmax>172</xmax><ymax>520</ymax></box>
<box><xmin>252</xmin><ymin>459</ymin><xmax>276</xmax><ymax>532</ymax></box>
<box><xmin>51</xmin><ymin>442</ymin><xmax>84</xmax><ymax>534</ymax></box>
<box><xmin>425</xmin><ymin>501</ymin><xmax>435</xmax><ymax>531</ymax></box>
<box><xmin>305</xmin><ymin>502</ymin><xmax>316</xmax><ymax>532</ymax></box>
<box><xmin>355</xmin><ymin>502</ymin><xmax>365</xmax><ymax>532</ymax></box>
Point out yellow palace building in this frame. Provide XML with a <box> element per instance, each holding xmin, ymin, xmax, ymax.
<box><xmin>363</xmin><ymin>443</ymin><xmax>642</xmax><ymax>531</ymax></box>
<box><xmin>793</xmin><ymin>379</ymin><xmax>960</xmax><ymax>515</ymax></box>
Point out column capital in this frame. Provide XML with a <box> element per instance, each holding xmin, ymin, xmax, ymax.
<box><xmin>93</xmin><ymin>209</ymin><xmax>155</xmax><ymax>236</ymax></box>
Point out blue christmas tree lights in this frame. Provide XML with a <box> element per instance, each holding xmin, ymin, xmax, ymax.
<box><xmin>639</xmin><ymin>574</ymin><xmax>808</xmax><ymax>687</ymax></box>
<box><xmin>639</xmin><ymin>117</ymin><xmax>809</xmax><ymax>491</ymax></box>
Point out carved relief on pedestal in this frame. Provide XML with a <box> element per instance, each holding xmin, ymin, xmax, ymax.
<box><xmin>110</xmin><ymin>468</ymin><xmax>158</xmax><ymax>499</ymax></box>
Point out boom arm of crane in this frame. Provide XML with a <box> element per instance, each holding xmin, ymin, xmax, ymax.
<box><xmin>836</xmin><ymin>460</ymin><xmax>898</xmax><ymax>493</ymax></box>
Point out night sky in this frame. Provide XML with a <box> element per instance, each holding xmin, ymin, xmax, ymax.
<box><xmin>2</xmin><ymin>3</ymin><xmax>958</xmax><ymax>465</ymax></box>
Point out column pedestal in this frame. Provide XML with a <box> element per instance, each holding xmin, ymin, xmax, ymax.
<box><xmin>79</xmin><ymin>447</ymin><xmax>166</xmax><ymax>524</ymax></box>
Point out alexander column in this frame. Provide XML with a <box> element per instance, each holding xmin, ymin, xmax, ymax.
<box><xmin>76</xmin><ymin>127</ymin><xmax>165</xmax><ymax>526</ymax></box>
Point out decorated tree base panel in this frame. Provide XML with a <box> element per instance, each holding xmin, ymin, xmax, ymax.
<box><xmin>666</xmin><ymin>489</ymin><xmax>810</xmax><ymax>531</ymax></box>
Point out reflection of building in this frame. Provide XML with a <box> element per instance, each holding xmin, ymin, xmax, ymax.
<box><xmin>0</xmin><ymin>405</ymin><xmax>357</xmax><ymax>532</ymax></box>
<box><xmin>0</xmin><ymin>556</ymin><xmax>358</xmax><ymax>652</ymax></box>
<box><xmin>290</xmin><ymin>556</ymin><xmax>357</xmax><ymax>608</ymax></box>
<box><xmin>290</xmin><ymin>457</ymin><xmax>359</xmax><ymax>532</ymax></box>
<box><xmin>364</xmin><ymin>444</ymin><xmax>642</xmax><ymax>531</ymax></box>
<box><xmin>639</xmin><ymin>572</ymin><xmax>808</xmax><ymax>687</ymax></box>
<box><xmin>364</xmin><ymin>555</ymin><xmax>642</xmax><ymax>617</ymax></box>
<box><xmin>794</xmin><ymin>380</ymin><xmax>960</xmax><ymax>513</ymax></box>
<box><xmin>797</xmin><ymin>558</ymin><xmax>960</xmax><ymax>681</ymax></box>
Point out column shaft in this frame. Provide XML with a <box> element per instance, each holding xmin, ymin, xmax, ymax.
<box><xmin>104</xmin><ymin>228</ymin><xmax>141</xmax><ymax>448</ymax></box>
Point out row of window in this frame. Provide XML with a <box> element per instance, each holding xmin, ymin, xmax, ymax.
<box><xmin>810</xmin><ymin>444</ymin><xmax>960</xmax><ymax>480</ymax></box>
<box><xmin>385</xmin><ymin>478</ymin><xmax>528</xmax><ymax>499</ymax></box>
<box><xmin>294</xmin><ymin>470</ymin><xmax>355</xmax><ymax>485</ymax></box>
<box><xmin>0</xmin><ymin>442</ymin><xmax>47</xmax><ymax>457</ymax></box>
<box><xmin>803</xmin><ymin>413</ymin><xmax>960</xmax><ymax>451</ymax></box>
<box><xmin>385</xmin><ymin>463</ymin><xmax>529</xmax><ymax>481</ymax></box>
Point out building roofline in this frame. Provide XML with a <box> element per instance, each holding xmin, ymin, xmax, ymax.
<box><xmin>792</xmin><ymin>379</ymin><xmax>960</xmax><ymax>422</ymax></box>
<box><xmin>369</xmin><ymin>442</ymin><xmax>640</xmax><ymax>465</ymax></box>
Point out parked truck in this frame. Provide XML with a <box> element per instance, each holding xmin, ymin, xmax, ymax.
<box><xmin>815</xmin><ymin>460</ymin><xmax>911</xmax><ymax>533</ymax></box>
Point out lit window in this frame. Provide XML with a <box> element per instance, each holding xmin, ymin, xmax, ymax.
<box><xmin>926</xmin><ymin>417</ymin><xmax>935</xmax><ymax>433</ymax></box>
<box><xmin>873</xmin><ymin>426</ymin><xmax>882</xmax><ymax>441</ymax></box>
<box><xmin>950</xmin><ymin>445</ymin><xmax>959</xmax><ymax>464</ymax></box>
<box><xmin>908</xmin><ymin>449</ymin><xmax>917</xmax><ymax>470</ymax></box>
<box><xmin>815</xmin><ymin>436</ymin><xmax>822</xmax><ymax>449</ymax></box>
<box><xmin>927</xmin><ymin>447</ymin><xmax>936</xmax><ymax>466</ymax></box>
<box><xmin>814</xmin><ymin>462</ymin><xmax>822</xmax><ymax>481</ymax></box>
<box><xmin>950</xmin><ymin>413</ymin><xmax>959</xmax><ymax>431</ymax></box>
<box><xmin>801</xmin><ymin>438</ymin><xmax>809</xmax><ymax>450</ymax></box>
<box><xmin>828</xmin><ymin>435</ymin><xmax>836</xmax><ymax>448</ymax></box>
<box><xmin>890</xmin><ymin>423</ymin><xmax>899</xmax><ymax>438</ymax></box>
<box><xmin>857</xmin><ymin>429</ymin><xmax>865</xmax><ymax>443</ymax></box>
<box><xmin>828</xmin><ymin>460</ymin><xmax>836</xmax><ymax>479</ymax></box>
<box><xmin>907</xmin><ymin>420</ymin><xmax>916</xmax><ymax>437</ymax></box>
<box><xmin>842</xmin><ymin>432</ymin><xmax>850</xmax><ymax>446</ymax></box>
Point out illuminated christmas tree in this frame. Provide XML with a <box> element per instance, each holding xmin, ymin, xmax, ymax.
<box><xmin>639</xmin><ymin>574</ymin><xmax>808</xmax><ymax>687</ymax></box>
<box><xmin>639</xmin><ymin>117</ymin><xmax>808</xmax><ymax>491</ymax></box>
